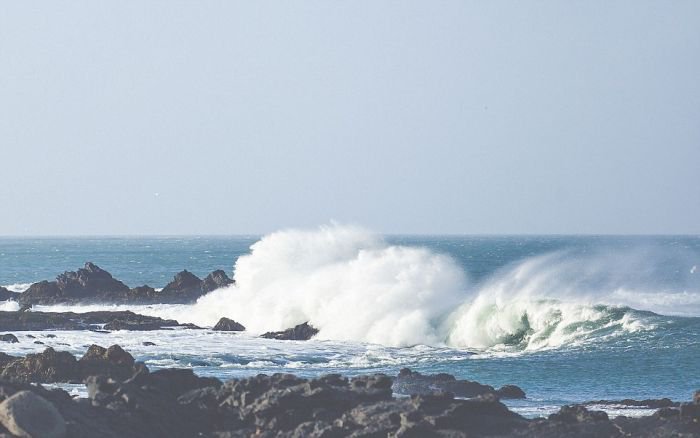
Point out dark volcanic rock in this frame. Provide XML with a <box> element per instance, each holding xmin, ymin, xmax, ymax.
<box><xmin>0</xmin><ymin>310</ymin><xmax>186</xmax><ymax>332</ymax></box>
<box><xmin>0</xmin><ymin>334</ymin><xmax>19</xmax><ymax>343</ymax></box>
<box><xmin>212</xmin><ymin>317</ymin><xmax>245</xmax><ymax>331</ymax></box>
<box><xmin>19</xmin><ymin>262</ymin><xmax>130</xmax><ymax>306</ymax></box>
<box><xmin>261</xmin><ymin>321</ymin><xmax>319</xmax><ymax>340</ymax></box>
<box><xmin>17</xmin><ymin>263</ymin><xmax>233</xmax><ymax>306</ymax></box>
<box><xmin>0</xmin><ymin>287</ymin><xmax>19</xmax><ymax>302</ymax></box>
<box><xmin>159</xmin><ymin>270</ymin><xmax>203</xmax><ymax>303</ymax></box>
<box><xmin>78</xmin><ymin>345</ymin><xmax>140</xmax><ymax>381</ymax></box>
<box><xmin>0</xmin><ymin>347</ymin><xmax>80</xmax><ymax>383</ymax></box>
<box><xmin>394</xmin><ymin>368</ymin><xmax>526</xmax><ymax>399</ymax></box>
<box><xmin>142</xmin><ymin>341</ymin><xmax>156</xmax><ymax>346</ymax></box>
<box><xmin>201</xmin><ymin>270</ymin><xmax>234</xmax><ymax>293</ymax></box>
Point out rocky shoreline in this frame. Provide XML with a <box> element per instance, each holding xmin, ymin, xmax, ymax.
<box><xmin>0</xmin><ymin>344</ymin><xmax>695</xmax><ymax>437</ymax></box>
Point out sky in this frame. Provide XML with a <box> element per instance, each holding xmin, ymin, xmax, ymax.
<box><xmin>1</xmin><ymin>1</ymin><xmax>698</xmax><ymax>235</ymax></box>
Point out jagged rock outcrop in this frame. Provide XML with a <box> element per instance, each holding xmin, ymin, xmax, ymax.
<box><xmin>261</xmin><ymin>322</ymin><xmax>319</xmax><ymax>340</ymax></box>
<box><xmin>78</xmin><ymin>345</ymin><xmax>141</xmax><ymax>382</ymax></box>
<box><xmin>212</xmin><ymin>317</ymin><xmax>245</xmax><ymax>331</ymax></box>
<box><xmin>393</xmin><ymin>368</ymin><xmax>527</xmax><ymax>399</ymax></box>
<box><xmin>17</xmin><ymin>263</ymin><xmax>233</xmax><ymax>306</ymax></box>
<box><xmin>201</xmin><ymin>270</ymin><xmax>234</xmax><ymax>294</ymax></box>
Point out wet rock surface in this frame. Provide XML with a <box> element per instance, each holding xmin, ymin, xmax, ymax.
<box><xmin>17</xmin><ymin>263</ymin><xmax>233</xmax><ymax>306</ymax></box>
<box><xmin>0</xmin><ymin>345</ymin><xmax>695</xmax><ymax>437</ymax></box>
<box><xmin>0</xmin><ymin>288</ymin><xmax>19</xmax><ymax>302</ymax></box>
<box><xmin>212</xmin><ymin>317</ymin><xmax>245</xmax><ymax>331</ymax></box>
<box><xmin>261</xmin><ymin>321</ymin><xmax>319</xmax><ymax>340</ymax></box>
<box><xmin>394</xmin><ymin>368</ymin><xmax>527</xmax><ymax>399</ymax></box>
<box><xmin>0</xmin><ymin>310</ymin><xmax>188</xmax><ymax>332</ymax></box>
<box><xmin>0</xmin><ymin>334</ymin><xmax>18</xmax><ymax>344</ymax></box>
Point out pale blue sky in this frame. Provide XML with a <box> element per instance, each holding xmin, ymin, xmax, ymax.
<box><xmin>1</xmin><ymin>1</ymin><xmax>698</xmax><ymax>235</ymax></box>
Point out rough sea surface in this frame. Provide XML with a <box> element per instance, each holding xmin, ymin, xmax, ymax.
<box><xmin>1</xmin><ymin>231</ymin><xmax>699</xmax><ymax>417</ymax></box>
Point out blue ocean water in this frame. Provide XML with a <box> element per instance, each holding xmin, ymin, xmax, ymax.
<box><xmin>1</xmin><ymin>234</ymin><xmax>699</xmax><ymax>416</ymax></box>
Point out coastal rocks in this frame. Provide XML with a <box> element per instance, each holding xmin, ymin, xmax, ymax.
<box><xmin>393</xmin><ymin>368</ymin><xmax>526</xmax><ymax>399</ymax></box>
<box><xmin>78</xmin><ymin>345</ymin><xmax>140</xmax><ymax>381</ymax></box>
<box><xmin>19</xmin><ymin>262</ymin><xmax>130</xmax><ymax>306</ymax></box>
<box><xmin>0</xmin><ymin>334</ymin><xmax>19</xmax><ymax>343</ymax></box>
<box><xmin>0</xmin><ymin>287</ymin><xmax>19</xmax><ymax>302</ymax></box>
<box><xmin>201</xmin><ymin>270</ymin><xmax>234</xmax><ymax>293</ymax></box>
<box><xmin>0</xmin><ymin>310</ymin><xmax>186</xmax><ymax>331</ymax></box>
<box><xmin>0</xmin><ymin>345</ymin><xmax>142</xmax><ymax>384</ymax></box>
<box><xmin>212</xmin><ymin>317</ymin><xmax>245</xmax><ymax>331</ymax></box>
<box><xmin>17</xmin><ymin>263</ymin><xmax>234</xmax><ymax>305</ymax></box>
<box><xmin>0</xmin><ymin>348</ymin><xmax>80</xmax><ymax>383</ymax></box>
<box><xmin>0</xmin><ymin>390</ymin><xmax>67</xmax><ymax>438</ymax></box>
<box><xmin>584</xmin><ymin>397</ymin><xmax>680</xmax><ymax>409</ymax></box>
<box><xmin>261</xmin><ymin>322</ymin><xmax>319</xmax><ymax>340</ymax></box>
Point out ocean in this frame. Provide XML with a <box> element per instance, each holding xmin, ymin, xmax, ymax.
<box><xmin>1</xmin><ymin>229</ymin><xmax>699</xmax><ymax>417</ymax></box>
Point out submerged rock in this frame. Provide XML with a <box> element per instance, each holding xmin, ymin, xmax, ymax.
<box><xmin>212</xmin><ymin>317</ymin><xmax>245</xmax><ymax>331</ymax></box>
<box><xmin>0</xmin><ymin>333</ymin><xmax>19</xmax><ymax>343</ymax></box>
<box><xmin>393</xmin><ymin>368</ymin><xmax>526</xmax><ymax>399</ymax></box>
<box><xmin>261</xmin><ymin>322</ymin><xmax>319</xmax><ymax>340</ymax></box>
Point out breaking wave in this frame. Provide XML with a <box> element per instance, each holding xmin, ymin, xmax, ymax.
<box><xmin>162</xmin><ymin>224</ymin><xmax>696</xmax><ymax>351</ymax></box>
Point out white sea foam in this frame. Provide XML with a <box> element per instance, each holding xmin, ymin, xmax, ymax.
<box><xmin>23</xmin><ymin>224</ymin><xmax>699</xmax><ymax>351</ymax></box>
<box><xmin>3</xmin><ymin>283</ymin><xmax>32</xmax><ymax>293</ymax></box>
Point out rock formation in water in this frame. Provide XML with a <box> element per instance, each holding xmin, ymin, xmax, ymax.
<box><xmin>261</xmin><ymin>321</ymin><xmax>319</xmax><ymax>340</ymax></box>
<box><xmin>212</xmin><ymin>317</ymin><xmax>245</xmax><ymax>331</ymax></box>
<box><xmin>17</xmin><ymin>263</ymin><xmax>234</xmax><ymax>306</ymax></box>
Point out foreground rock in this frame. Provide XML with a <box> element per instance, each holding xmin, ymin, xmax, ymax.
<box><xmin>0</xmin><ymin>334</ymin><xmax>19</xmax><ymax>343</ymax></box>
<box><xmin>0</xmin><ymin>345</ymin><xmax>142</xmax><ymax>384</ymax></box>
<box><xmin>0</xmin><ymin>352</ymin><xmax>697</xmax><ymax>437</ymax></box>
<box><xmin>0</xmin><ymin>310</ymin><xmax>189</xmax><ymax>331</ymax></box>
<box><xmin>212</xmin><ymin>317</ymin><xmax>245</xmax><ymax>331</ymax></box>
<box><xmin>394</xmin><ymin>368</ymin><xmax>527</xmax><ymax>399</ymax></box>
<box><xmin>0</xmin><ymin>390</ymin><xmax>66</xmax><ymax>438</ymax></box>
<box><xmin>18</xmin><ymin>262</ymin><xmax>234</xmax><ymax>306</ymax></box>
<box><xmin>261</xmin><ymin>321</ymin><xmax>319</xmax><ymax>340</ymax></box>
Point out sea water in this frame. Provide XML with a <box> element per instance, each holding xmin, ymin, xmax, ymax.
<box><xmin>1</xmin><ymin>228</ymin><xmax>699</xmax><ymax>417</ymax></box>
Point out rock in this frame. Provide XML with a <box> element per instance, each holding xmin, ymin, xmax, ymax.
<box><xmin>0</xmin><ymin>310</ymin><xmax>186</xmax><ymax>331</ymax></box>
<box><xmin>212</xmin><ymin>317</ymin><xmax>245</xmax><ymax>331</ymax></box>
<box><xmin>0</xmin><ymin>352</ymin><xmax>18</xmax><ymax>368</ymax></box>
<box><xmin>159</xmin><ymin>270</ymin><xmax>204</xmax><ymax>303</ymax></box>
<box><xmin>142</xmin><ymin>341</ymin><xmax>156</xmax><ymax>346</ymax></box>
<box><xmin>393</xmin><ymin>368</ymin><xmax>526</xmax><ymax>399</ymax></box>
<box><xmin>201</xmin><ymin>270</ymin><xmax>234</xmax><ymax>293</ymax></box>
<box><xmin>15</xmin><ymin>263</ymin><xmax>233</xmax><ymax>305</ymax></box>
<box><xmin>0</xmin><ymin>348</ymin><xmax>80</xmax><ymax>383</ymax></box>
<box><xmin>78</xmin><ymin>345</ymin><xmax>138</xmax><ymax>381</ymax></box>
<box><xmin>33</xmin><ymin>341</ymin><xmax>44</xmax><ymax>345</ymax></box>
<box><xmin>0</xmin><ymin>287</ymin><xmax>19</xmax><ymax>302</ymax></box>
<box><xmin>19</xmin><ymin>262</ymin><xmax>130</xmax><ymax>306</ymax></box>
<box><xmin>497</xmin><ymin>384</ymin><xmax>527</xmax><ymax>399</ymax></box>
<box><xmin>584</xmin><ymin>397</ymin><xmax>679</xmax><ymax>409</ymax></box>
<box><xmin>0</xmin><ymin>333</ymin><xmax>19</xmax><ymax>343</ymax></box>
<box><xmin>261</xmin><ymin>322</ymin><xmax>319</xmax><ymax>340</ymax></box>
<box><xmin>0</xmin><ymin>390</ymin><xmax>66</xmax><ymax>438</ymax></box>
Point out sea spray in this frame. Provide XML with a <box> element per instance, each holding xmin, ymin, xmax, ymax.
<box><xmin>193</xmin><ymin>224</ymin><xmax>469</xmax><ymax>346</ymax></box>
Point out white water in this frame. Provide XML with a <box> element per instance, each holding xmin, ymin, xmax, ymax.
<box><xmin>9</xmin><ymin>225</ymin><xmax>698</xmax><ymax>351</ymax></box>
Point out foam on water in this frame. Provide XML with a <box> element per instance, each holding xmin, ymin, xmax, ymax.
<box><xmin>22</xmin><ymin>225</ymin><xmax>697</xmax><ymax>354</ymax></box>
